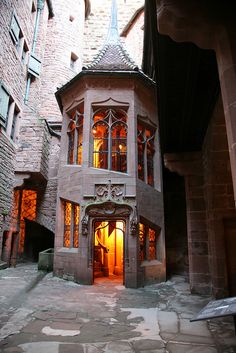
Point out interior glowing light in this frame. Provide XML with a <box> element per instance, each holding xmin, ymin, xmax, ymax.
<box><xmin>119</xmin><ymin>144</ymin><xmax>123</xmax><ymax>150</ymax></box>
<box><xmin>92</xmin><ymin>128</ymin><xmax>97</xmax><ymax>134</ymax></box>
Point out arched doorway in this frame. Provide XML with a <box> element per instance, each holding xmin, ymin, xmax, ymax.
<box><xmin>93</xmin><ymin>220</ymin><xmax>125</xmax><ymax>283</ymax></box>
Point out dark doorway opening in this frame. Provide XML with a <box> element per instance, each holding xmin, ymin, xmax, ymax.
<box><xmin>163</xmin><ymin>168</ymin><xmax>189</xmax><ymax>279</ymax></box>
<box><xmin>24</xmin><ymin>220</ymin><xmax>54</xmax><ymax>262</ymax></box>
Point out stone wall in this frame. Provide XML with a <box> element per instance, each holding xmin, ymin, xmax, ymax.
<box><xmin>164</xmin><ymin>169</ymin><xmax>188</xmax><ymax>278</ymax></box>
<box><xmin>0</xmin><ymin>0</ymin><xmax>147</xmax><ymax>260</ymax></box>
<box><xmin>202</xmin><ymin>95</ymin><xmax>236</xmax><ymax>297</ymax></box>
<box><xmin>0</xmin><ymin>131</ymin><xmax>15</xmax><ymax>256</ymax></box>
<box><xmin>39</xmin><ymin>0</ymin><xmax>86</xmax><ymax>123</ymax></box>
<box><xmin>36</xmin><ymin>135</ymin><xmax>60</xmax><ymax>232</ymax></box>
<box><xmin>121</xmin><ymin>9</ymin><xmax>144</xmax><ymax>67</ymax></box>
<box><xmin>0</xmin><ymin>0</ymin><xmax>35</xmax><ymax>107</ymax></box>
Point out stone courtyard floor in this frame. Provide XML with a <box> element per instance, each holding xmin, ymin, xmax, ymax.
<box><xmin>0</xmin><ymin>264</ymin><xmax>235</xmax><ymax>353</ymax></box>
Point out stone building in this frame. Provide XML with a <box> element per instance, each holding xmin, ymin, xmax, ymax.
<box><xmin>53</xmin><ymin>0</ymin><xmax>164</xmax><ymax>287</ymax></box>
<box><xmin>2</xmin><ymin>0</ymin><xmax>235</xmax><ymax>297</ymax></box>
<box><xmin>143</xmin><ymin>0</ymin><xmax>236</xmax><ymax>298</ymax></box>
<box><xmin>1</xmin><ymin>0</ymin><xmax>164</xmax><ymax>289</ymax></box>
<box><xmin>0</xmin><ymin>0</ymin><xmax>92</xmax><ymax>265</ymax></box>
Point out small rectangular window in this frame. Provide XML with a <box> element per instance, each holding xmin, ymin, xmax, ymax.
<box><xmin>10</xmin><ymin>12</ymin><xmax>20</xmax><ymax>45</ymax></box>
<box><xmin>28</xmin><ymin>54</ymin><xmax>41</xmax><ymax>78</ymax></box>
<box><xmin>10</xmin><ymin>105</ymin><xmax>19</xmax><ymax>140</ymax></box>
<box><xmin>0</xmin><ymin>85</ymin><xmax>10</xmax><ymax>128</ymax></box>
<box><xmin>0</xmin><ymin>83</ymin><xmax>20</xmax><ymax>140</ymax></box>
<box><xmin>63</xmin><ymin>201</ymin><xmax>80</xmax><ymax>248</ymax></box>
<box><xmin>139</xmin><ymin>220</ymin><xmax>160</xmax><ymax>262</ymax></box>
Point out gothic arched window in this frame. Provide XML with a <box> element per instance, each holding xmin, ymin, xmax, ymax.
<box><xmin>137</xmin><ymin>122</ymin><xmax>155</xmax><ymax>186</ymax></box>
<box><xmin>67</xmin><ymin>106</ymin><xmax>84</xmax><ymax>165</ymax></box>
<box><xmin>92</xmin><ymin>108</ymin><xmax>127</xmax><ymax>173</ymax></box>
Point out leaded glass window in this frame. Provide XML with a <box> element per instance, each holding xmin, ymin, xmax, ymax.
<box><xmin>63</xmin><ymin>201</ymin><xmax>80</xmax><ymax>248</ymax></box>
<box><xmin>67</xmin><ymin>106</ymin><xmax>84</xmax><ymax>165</ymax></box>
<box><xmin>92</xmin><ymin>108</ymin><xmax>127</xmax><ymax>173</ymax></box>
<box><xmin>137</xmin><ymin>123</ymin><xmax>155</xmax><ymax>186</ymax></box>
<box><xmin>139</xmin><ymin>221</ymin><xmax>159</xmax><ymax>262</ymax></box>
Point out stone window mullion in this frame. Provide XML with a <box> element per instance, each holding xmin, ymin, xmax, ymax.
<box><xmin>74</xmin><ymin>122</ymin><xmax>78</xmax><ymax>165</ymax></box>
<box><xmin>108</xmin><ymin>111</ymin><xmax>112</xmax><ymax>170</ymax></box>
<box><xmin>145</xmin><ymin>225</ymin><xmax>149</xmax><ymax>260</ymax></box>
<box><xmin>144</xmin><ymin>135</ymin><xmax>148</xmax><ymax>184</ymax></box>
<box><xmin>70</xmin><ymin>204</ymin><xmax>74</xmax><ymax>246</ymax></box>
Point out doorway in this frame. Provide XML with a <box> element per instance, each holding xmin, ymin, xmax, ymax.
<box><xmin>93</xmin><ymin>220</ymin><xmax>124</xmax><ymax>282</ymax></box>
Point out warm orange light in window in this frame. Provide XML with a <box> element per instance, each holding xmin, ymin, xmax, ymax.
<box><xmin>19</xmin><ymin>190</ymin><xmax>37</xmax><ymax>253</ymax></box>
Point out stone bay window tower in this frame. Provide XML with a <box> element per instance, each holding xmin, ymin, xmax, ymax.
<box><xmin>54</xmin><ymin>0</ymin><xmax>165</xmax><ymax>287</ymax></box>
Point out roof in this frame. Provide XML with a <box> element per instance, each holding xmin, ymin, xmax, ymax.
<box><xmin>84</xmin><ymin>43</ymin><xmax>139</xmax><ymax>71</ymax></box>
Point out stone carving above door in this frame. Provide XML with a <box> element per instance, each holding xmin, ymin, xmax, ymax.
<box><xmin>95</xmin><ymin>181</ymin><xmax>124</xmax><ymax>202</ymax></box>
<box><xmin>87</xmin><ymin>201</ymin><xmax>132</xmax><ymax>218</ymax></box>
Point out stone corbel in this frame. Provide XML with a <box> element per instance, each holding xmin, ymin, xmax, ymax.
<box><xmin>164</xmin><ymin>151</ymin><xmax>203</xmax><ymax>176</ymax></box>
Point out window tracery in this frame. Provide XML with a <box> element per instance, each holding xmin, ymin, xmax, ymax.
<box><xmin>67</xmin><ymin>105</ymin><xmax>84</xmax><ymax>165</ymax></box>
<box><xmin>92</xmin><ymin>108</ymin><xmax>127</xmax><ymax>173</ymax></box>
<box><xmin>137</xmin><ymin>122</ymin><xmax>155</xmax><ymax>186</ymax></box>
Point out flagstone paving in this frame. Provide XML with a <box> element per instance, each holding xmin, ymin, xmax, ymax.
<box><xmin>0</xmin><ymin>264</ymin><xmax>235</xmax><ymax>353</ymax></box>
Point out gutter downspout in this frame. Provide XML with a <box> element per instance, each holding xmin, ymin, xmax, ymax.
<box><xmin>24</xmin><ymin>0</ymin><xmax>45</xmax><ymax>103</ymax></box>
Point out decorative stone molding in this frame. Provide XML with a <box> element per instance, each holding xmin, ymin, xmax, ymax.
<box><xmin>95</xmin><ymin>182</ymin><xmax>124</xmax><ymax>202</ymax></box>
<box><xmin>81</xmin><ymin>214</ymin><xmax>88</xmax><ymax>236</ymax></box>
<box><xmin>130</xmin><ymin>207</ymin><xmax>138</xmax><ymax>236</ymax></box>
<box><xmin>86</xmin><ymin>201</ymin><xmax>132</xmax><ymax>218</ymax></box>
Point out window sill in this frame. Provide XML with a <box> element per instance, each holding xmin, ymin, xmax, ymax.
<box><xmin>0</xmin><ymin>127</ymin><xmax>18</xmax><ymax>148</ymax></box>
<box><xmin>58</xmin><ymin>247</ymin><xmax>78</xmax><ymax>253</ymax></box>
<box><xmin>90</xmin><ymin>167</ymin><xmax>129</xmax><ymax>176</ymax></box>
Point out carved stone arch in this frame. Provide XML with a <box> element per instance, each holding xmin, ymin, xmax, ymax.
<box><xmin>81</xmin><ymin>201</ymin><xmax>137</xmax><ymax>237</ymax></box>
<box><xmin>65</xmin><ymin>98</ymin><xmax>84</xmax><ymax>114</ymax></box>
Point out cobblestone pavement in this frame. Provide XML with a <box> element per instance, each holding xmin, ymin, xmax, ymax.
<box><xmin>0</xmin><ymin>264</ymin><xmax>235</xmax><ymax>353</ymax></box>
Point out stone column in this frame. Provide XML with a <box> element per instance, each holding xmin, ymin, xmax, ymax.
<box><xmin>215</xmin><ymin>28</ymin><xmax>236</xmax><ymax>207</ymax></box>
<box><xmin>165</xmin><ymin>152</ymin><xmax>211</xmax><ymax>294</ymax></box>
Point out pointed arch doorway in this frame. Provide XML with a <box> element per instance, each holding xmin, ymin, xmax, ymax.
<box><xmin>93</xmin><ymin>220</ymin><xmax>125</xmax><ymax>283</ymax></box>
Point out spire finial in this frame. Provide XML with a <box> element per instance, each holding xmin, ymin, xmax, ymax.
<box><xmin>106</xmin><ymin>0</ymin><xmax>120</xmax><ymax>44</ymax></box>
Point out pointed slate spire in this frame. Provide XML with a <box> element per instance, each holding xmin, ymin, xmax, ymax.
<box><xmin>83</xmin><ymin>0</ymin><xmax>139</xmax><ymax>72</ymax></box>
<box><xmin>106</xmin><ymin>0</ymin><xmax>120</xmax><ymax>44</ymax></box>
